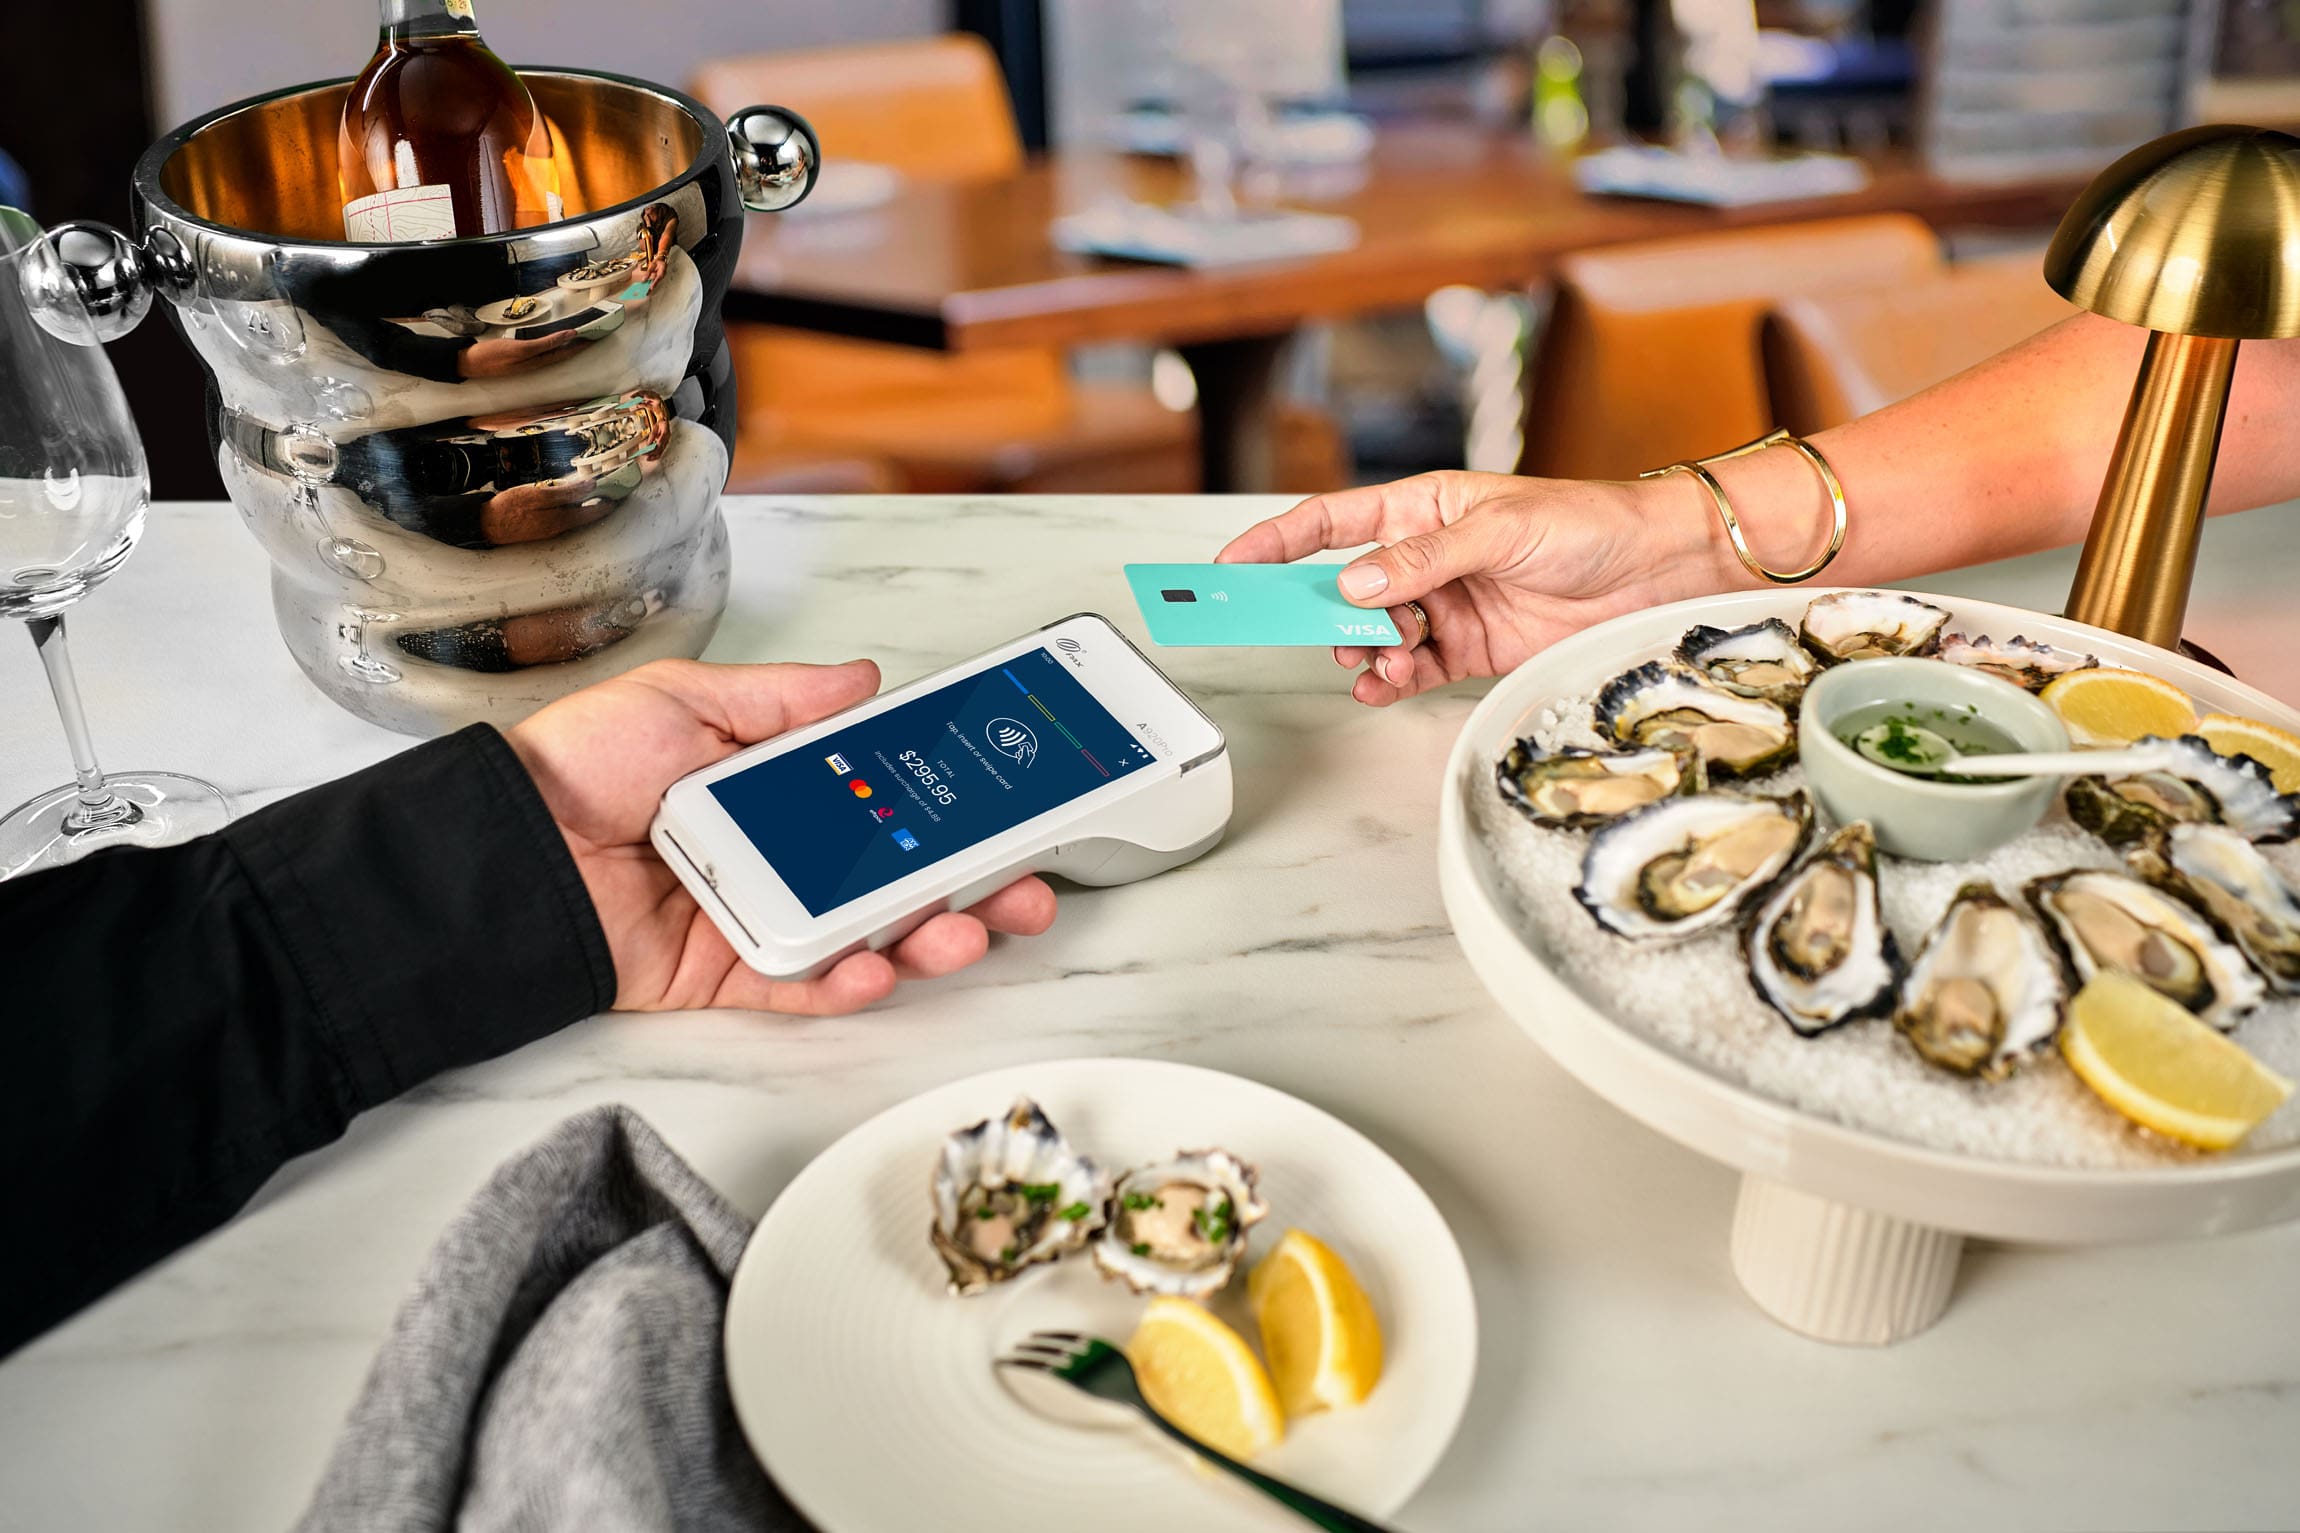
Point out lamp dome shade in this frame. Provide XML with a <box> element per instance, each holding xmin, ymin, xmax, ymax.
<box><xmin>2044</xmin><ymin>124</ymin><xmax>2300</xmax><ymax>339</ymax></box>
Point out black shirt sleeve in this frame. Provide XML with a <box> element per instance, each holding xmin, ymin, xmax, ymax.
<box><xmin>0</xmin><ymin>725</ymin><xmax>615</xmax><ymax>1356</ymax></box>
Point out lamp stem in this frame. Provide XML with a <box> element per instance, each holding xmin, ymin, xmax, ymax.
<box><xmin>2064</xmin><ymin>330</ymin><xmax>2239</xmax><ymax>650</ymax></box>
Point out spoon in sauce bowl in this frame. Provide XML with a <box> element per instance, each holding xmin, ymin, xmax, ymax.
<box><xmin>1849</xmin><ymin>722</ymin><xmax>2183</xmax><ymax>782</ymax></box>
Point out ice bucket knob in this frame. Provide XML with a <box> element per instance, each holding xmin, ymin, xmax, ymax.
<box><xmin>727</xmin><ymin>104</ymin><xmax>819</xmax><ymax>213</ymax></box>
<box><xmin>17</xmin><ymin>221</ymin><xmax>189</xmax><ymax>345</ymax></box>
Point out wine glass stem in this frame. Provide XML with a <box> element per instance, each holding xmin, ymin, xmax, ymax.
<box><xmin>1191</xmin><ymin>135</ymin><xmax>1238</xmax><ymax>220</ymax></box>
<box><xmin>26</xmin><ymin>614</ymin><xmax>139</xmax><ymax>832</ymax></box>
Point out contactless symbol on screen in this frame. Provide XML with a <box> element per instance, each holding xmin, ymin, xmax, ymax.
<box><xmin>824</xmin><ymin>752</ymin><xmax>851</xmax><ymax>773</ymax></box>
<box><xmin>893</xmin><ymin>829</ymin><xmax>920</xmax><ymax>851</ymax></box>
<box><xmin>985</xmin><ymin>717</ymin><xmax>1038</xmax><ymax>767</ymax></box>
<box><xmin>848</xmin><ymin>777</ymin><xmax>872</xmax><ymax>799</ymax></box>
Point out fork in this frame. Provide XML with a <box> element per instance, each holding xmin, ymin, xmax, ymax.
<box><xmin>996</xmin><ymin>1329</ymin><xmax>1399</xmax><ymax>1532</ymax></box>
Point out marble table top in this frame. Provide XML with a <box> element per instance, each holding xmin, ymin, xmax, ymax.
<box><xmin>3</xmin><ymin>495</ymin><xmax>2299</xmax><ymax>1531</ymax></box>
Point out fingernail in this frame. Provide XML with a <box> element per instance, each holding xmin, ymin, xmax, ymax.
<box><xmin>1338</xmin><ymin>563</ymin><xmax>1389</xmax><ymax>601</ymax></box>
<box><xmin>1377</xmin><ymin>653</ymin><xmax>1400</xmax><ymax>684</ymax></box>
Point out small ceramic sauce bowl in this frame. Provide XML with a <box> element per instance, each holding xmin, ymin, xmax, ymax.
<box><xmin>1798</xmin><ymin>656</ymin><xmax>2071</xmax><ymax>862</ymax></box>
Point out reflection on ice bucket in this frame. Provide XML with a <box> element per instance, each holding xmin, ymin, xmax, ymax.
<box><xmin>80</xmin><ymin>71</ymin><xmax>813</xmax><ymax>735</ymax></box>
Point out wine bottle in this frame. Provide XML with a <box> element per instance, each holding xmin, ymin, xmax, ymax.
<box><xmin>338</xmin><ymin>0</ymin><xmax>564</xmax><ymax>241</ymax></box>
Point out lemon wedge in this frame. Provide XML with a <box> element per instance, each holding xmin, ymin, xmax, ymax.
<box><xmin>1248</xmin><ymin>1229</ymin><xmax>1385</xmax><ymax>1418</ymax></box>
<box><xmin>1126</xmin><ymin>1296</ymin><xmax>1284</xmax><ymax>1459</ymax></box>
<box><xmin>2040</xmin><ymin>667</ymin><xmax>2197</xmax><ymax>748</ymax></box>
<box><xmin>2196</xmin><ymin>712</ymin><xmax>2300</xmax><ymax>793</ymax></box>
<box><xmin>2060</xmin><ymin>973</ymin><xmax>2293</xmax><ymax>1151</ymax></box>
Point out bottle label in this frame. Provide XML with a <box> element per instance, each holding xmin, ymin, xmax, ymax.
<box><xmin>343</xmin><ymin>185</ymin><xmax>458</xmax><ymax>243</ymax></box>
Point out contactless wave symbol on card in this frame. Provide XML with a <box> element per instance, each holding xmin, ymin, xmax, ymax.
<box><xmin>985</xmin><ymin>717</ymin><xmax>1039</xmax><ymax>767</ymax></box>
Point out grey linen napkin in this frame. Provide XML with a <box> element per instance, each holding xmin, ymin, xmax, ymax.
<box><xmin>299</xmin><ymin>1104</ymin><xmax>805</xmax><ymax>1532</ymax></box>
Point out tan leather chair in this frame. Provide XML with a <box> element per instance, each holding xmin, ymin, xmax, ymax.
<box><xmin>1763</xmin><ymin>252</ymin><xmax>2078</xmax><ymax>434</ymax></box>
<box><xmin>1517</xmin><ymin>215</ymin><xmax>1945</xmax><ymax>481</ymax></box>
<box><xmin>692</xmin><ymin>35</ymin><xmax>1199</xmax><ymax>494</ymax></box>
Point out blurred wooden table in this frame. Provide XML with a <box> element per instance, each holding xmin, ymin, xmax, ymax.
<box><xmin>726</xmin><ymin>125</ymin><xmax>2089</xmax><ymax>493</ymax></box>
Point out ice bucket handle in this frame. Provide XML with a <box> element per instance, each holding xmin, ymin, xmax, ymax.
<box><xmin>730</xmin><ymin>104</ymin><xmax>819</xmax><ymax>214</ymax></box>
<box><xmin>21</xmin><ymin>103</ymin><xmax>819</xmax><ymax>346</ymax></box>
<box><xmin>17</xmin><ymin>222</ymin><xmax>189</xmax><ymax>345</ymax></box>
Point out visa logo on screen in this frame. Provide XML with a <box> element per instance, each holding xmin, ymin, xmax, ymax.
<box><xmin>824</xmin><ymin>752</ymin><xmax>851</xmax><ymax>773</ymax></box>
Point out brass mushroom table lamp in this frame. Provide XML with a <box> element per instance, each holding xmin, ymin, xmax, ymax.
<box><xmin>2045</xmin><ymin>124</ymin><xmax>2300</xmax><ymax>652</ymax></box>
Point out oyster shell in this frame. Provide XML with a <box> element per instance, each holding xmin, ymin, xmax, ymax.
<box><xmin>1798</xmin><ymin>590</ymin><xmax>1951</xmax><ymax>664</ymax></box>
<box><xmin>2064</xmin><ymin>735</ymin><xmax>2300</xmax><ymax>847</ymax></box>
<box><xmin>1496</xmin><ymin>741</ymin><xmax>1701</xmax><ymax>829</ymax></box>
<box><xmin>2127</xmin><ymin>822</ymin><xmax>2300</xmax><ymax>994</ymax></box>
<box><xmin>1576</xmin><ymin>789</ymin><xmax>1812</xmax><ymax>941</ymax></box>
<box><xmin>1675</xmin><ymin>619</ymin><xmax>1819</xmax><ymax>705</ymax></box>
<box><xmin>930</xmin><ymin>1098</ymin><xmax>1111</xmax><ymax>1296</ymax></box>
<box><xmin>1091</xmin><ymin>1149</ymin><xmax>1269</xmax><ymax>1298</ymax></box>
<box><xmin>2063</xmin><ymin>776</ymin><xmax>2176</xmax><ymax>848</ymax></box>
<box><xmin>1742</xmin><ymin>821</ymin><xmax>1902</xmax><ymax>1035</ymax></box>
<box><xmin>1593</xmin><ymin>661</ymin><xmax>1796</xmax><ymax>781</ymax></box>
<box><xmin>2027</xmin><ymin>869</ymin><xmax>2264</xmax><ymax>1029</ymax></box>
<box><xmin>1935</xmin><ymin>632</ymin><xmax>2097</xmax><ymax>692</ymax></box>
<box><xmin>1893</xmin><ymin>883</ymin><xmax>2068</xmax><ymax>1078</ymax></box>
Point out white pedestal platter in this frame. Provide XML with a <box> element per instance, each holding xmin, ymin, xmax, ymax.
<box><xmin>1437</xmin><ymin>588</ymin><xmax>2300</xmax><ymax>1345</ymax></box>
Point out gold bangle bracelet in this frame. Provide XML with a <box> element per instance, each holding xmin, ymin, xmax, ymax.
<box><xmin>1639</xmin><ymin>427</ymin><xmax>1848</xmax><ymax>585</ymax></box>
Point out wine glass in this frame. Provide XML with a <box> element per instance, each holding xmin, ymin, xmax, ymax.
<box><xmin>0</xmin><ymin>207</ymin><xmax>230</xmax><ymax>879</ymax></box>
<box><xmin>1177</xmin><ymin>67</ymin><xmax>1274</xmax><ymax>222</ymax></box>
<box><xmin>1167</xmin><ymin>15</ymin><xmax>1282</xmax><ymax>225</ymax></box>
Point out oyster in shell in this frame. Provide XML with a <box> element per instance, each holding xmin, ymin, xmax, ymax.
<box><xmin>2127</xmin><ymin>822</ymin><xmax>2300</xmax><ymax>994</ymax></box>
<box><xmin>2027</xmin><ymin>869</ymin><xmax>2264</xmax><ymax>1029</ymax></box>
<box><xmin>1675</xmin><ymin>619</ymin><xmax>1819</xmax><ymax>705</ymax></box>
<box><xmin>1743</xmin><ymin>821</ymin><xmax>1901</xmax><ymax>1035</ymax></box>
<box><xmin>1092</xmin><ymin>1149</ymin><xmax>1269</xmax><ymax>1298</ymax></box>
<box><xmin>1496</xmin><ymin>741</ymin><xmax>1701</xmax><ymax>829</ymax></box>
<box><xmin>930</xmin><ymin>1098</ymin><xmax>1111</xmax><ymax>1296</ymax></box>
<box><xmin>1576</xmin><ymin>789</ymin><xmax>1812</xmax><ymax>941</ymax></box>
<box><xmin>1893</xmin><ymin>883</ymin><xmax>2068</xmax><ymax>1078</ymax></box>
<box><xmin>1935</xmin><ymin>632</ymin><xmax>2097</xmax><ymax>692</ymax></box>
<box><xmin>2064</xmin><ymin>735</ymin><xmax>2300</xmax><ymax>847</ymax></box>
<box><xmin>1593</xmin><ymin>661</ymin><xmax>1796</xmax><ymax>781</ymax></box>
<box><xmin>1798</xmin><ymin>590</ymin><xmax>1951</xmax><ymax>664</ymax></box>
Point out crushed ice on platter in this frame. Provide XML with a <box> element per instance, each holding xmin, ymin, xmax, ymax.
<box><xmin>1482</xmin><ymin>688</ymin><xmax>2300</xmax><ymax>1168</ymax></box>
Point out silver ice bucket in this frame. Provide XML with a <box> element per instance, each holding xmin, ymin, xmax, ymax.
<box><xmin>23</xmin><ymin>71</ymin><xmax>815</xmax><ymax>735</ymax></box>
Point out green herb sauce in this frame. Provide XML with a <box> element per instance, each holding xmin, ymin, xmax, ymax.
<box><xmin>1834</xmin><ymin>700</ymin><xmax>2022</xmax><ymax>782</ymax></box>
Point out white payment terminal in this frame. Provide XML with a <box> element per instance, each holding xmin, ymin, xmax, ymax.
<box><xmin>651</xmin><ymin>613</ymin><xmax>1232</xmax><ymax>978</ymax></box>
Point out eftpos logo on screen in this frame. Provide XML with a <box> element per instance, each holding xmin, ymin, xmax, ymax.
<box><xmin>985</xmin><ymin>717</ymin><xmax>1039</xmax><ymax>767</ymax></box>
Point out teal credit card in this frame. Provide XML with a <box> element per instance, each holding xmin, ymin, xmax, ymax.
<box><xmin>1123</xmin><ymin>563</ymin><xmax>1402</xmax><ymax>647</ymax></box>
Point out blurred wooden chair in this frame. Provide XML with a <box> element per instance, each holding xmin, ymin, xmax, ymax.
<box><xmin>692</xmin><ymin>35</ymin><xmax>1200</xmax><ymax>495</ymax></box>
<box><xmin>1763</xmin><ymin>251</ymin><xmax>2077</xmax><ymax>434</ymax></box>
<box><xmin>1517</xmin><ymin>215</ymin><xmax>1945</xmax><ymax>481</ymax></box>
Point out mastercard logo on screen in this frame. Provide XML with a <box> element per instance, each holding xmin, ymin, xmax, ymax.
<box><xmin>848</xmin><ymin>778</ymin><xmax>872</xmax><ymax>799</ymax></box>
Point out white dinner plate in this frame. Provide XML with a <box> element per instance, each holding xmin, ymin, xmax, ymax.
<box><xmin>723</xmin><ymin>1058</ymin><xmax>1477</xmax><ymax>1532</ymax></box>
